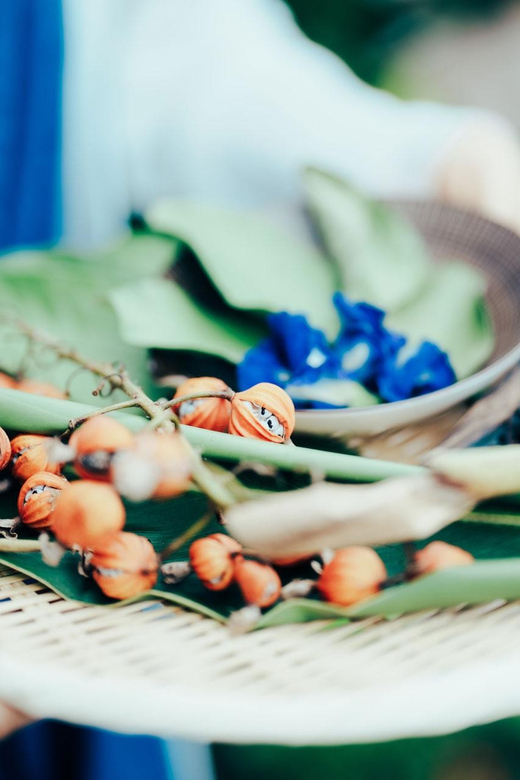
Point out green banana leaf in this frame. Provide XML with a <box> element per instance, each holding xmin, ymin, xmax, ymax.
<box><xmin>110</xmin><ymin>277</ymin><xmax>266</xmax><ymax>364</ymax></box>
<box><xmin>145</xmin><ymin>200</ymin><xmax>341</xmax><ymax>337</ymax></box>
<box><xmin>0</xmin><ymin>235</ymin><xmax>177</xmax><ymax>402</ymax></box>
<box><xmin>304</xmin><ymin>167</ymin><xmax>431</xmax><ymax>312</ymax></box>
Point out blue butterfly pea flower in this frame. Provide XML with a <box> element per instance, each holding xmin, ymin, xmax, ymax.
<box><xmin>378</xmin><ymin>341</ymin><xmax>457</xmax><ymax>403</ymax></box>
<box><xmin>237</xmin><ymin>312</ymin><xmax>339</xmax><ymax>393</ymax></box>
<box><xmin>332</xmin><ymin>293</ymin><xmax>403</xmax><ymax>385</ymax></box>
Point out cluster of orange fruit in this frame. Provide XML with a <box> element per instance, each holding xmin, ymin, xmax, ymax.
<box><xmin>0</xmin><ymin>372</ymin><xmax>67</xmax><ymax>399</ymax></box>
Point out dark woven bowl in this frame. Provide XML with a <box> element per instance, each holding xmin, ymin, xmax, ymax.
<box><xmin>297</xmin><ymin>201</ymin><xmax>520</xmax><ymax>436</ymax></box>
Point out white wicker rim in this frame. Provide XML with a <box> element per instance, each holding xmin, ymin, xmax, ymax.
<box><xmin>3</xmin><ymin>565</ymin><xmax>520</xmax><ymax>744</ymax></box>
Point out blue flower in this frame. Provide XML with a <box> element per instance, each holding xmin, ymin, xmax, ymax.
<box><xmin>237</xmin><ymin>311</ymin><xmax>339</xmax><ymax>393</ymax></box>
<box><xmin>332</xmin><ymin>293</ymin><xmax>403</xmax><ymax>386</ymax></box>
<box><xmin>377</xmin><ymin>341</ymin><xmax>456</xmax><ymax>403</ymax></box>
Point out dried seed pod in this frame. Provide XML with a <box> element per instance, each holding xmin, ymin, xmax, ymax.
<box><xmin>173</xmin><ymin>377</ymin><xmax>232</xmax><ymax>433</ymax></box>
<box><xmin>11</xmin><ymin>435</ymin><xmax>61</xmax><ymax>482</ymax></box>
<box><xmin>91</xmin><ymin>532</ymin><xmax>158</xmax><ymax>600</ymax></box>
<box><xmin>229</xmin><ymin>383</ymin><xmax>295</xmax><ymax>442</ymax></box>
<box><xmin>69</xmin><ymin>416</ymin><xmax>134</xmax><ymax>481</ymax></box>
<box><xmin>233</xmin><ymin>558</ymin><xmax>282</xmax><ymax>607</ymax></box>
<box><xmin>317</xmin><ymin>547</ymin><xmax>387</xmax><ymax>607</ymax></box>
<box><xmin>0</xmin><ymin>372</ymin><xmax>17</xmax><ymax>389</ymax></box>
<box><xmin>414</xmin><ymin>541</ymin><xmax>474</xmax><ymax>576</ymax></box>
<box><xmin>0</xmin><ymin>428</ymin><xmax>11</xmax><ymax>471</ymax></box>
<box><xmin>50</xmin><ymin>480</ymin><xmax>125</xmax><ymax>549</ymax></box>
<box><xmin>17</xmin><ymin>379</ymin><xmax>67</xmax><ymax>399</ymax></box>
<box><xmin>189</xmin><ymin>535</ymin><xmax>239</xmax><ymax>591</ymax></box>
<box><xmin>18</xmin><ymin>472</ymin><xmax>69</xmax><ymax>529</ymax></box>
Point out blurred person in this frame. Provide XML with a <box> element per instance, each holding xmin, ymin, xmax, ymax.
<box><xmin>2</xmin><ymin>0</ymin><xmax>520</xmax><ymax>777</ymax></box>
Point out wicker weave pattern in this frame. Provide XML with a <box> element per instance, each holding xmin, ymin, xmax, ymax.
<box><xmin>3</xmin><ymin>564</ymin><xmax>520</xmax><ymax>742</ymax></box>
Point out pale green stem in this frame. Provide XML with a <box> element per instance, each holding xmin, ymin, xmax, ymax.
<box><xmin>161</xmin><ymin>390</ymin><xmax>235</xmax><ymax>410</ymax></box>
<box><xmin>0</xmin><ymin>539</ymin><xmax>41</xmax><ymax>553</ymax></box>
<box><xmin>68</xmin><ymin>399</ymin><xmax>140</xmax><ymax>429</ymax></box>
<box><xmin>159</xmin><ymin>511</ymin><xmax>214</xmax><ymax>561</ymax></box>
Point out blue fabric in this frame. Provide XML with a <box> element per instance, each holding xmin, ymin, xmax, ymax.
<box><xmin>0</xmin><ymin>0</ymin><xmax>63</xmax><ymax>252</ymax></box>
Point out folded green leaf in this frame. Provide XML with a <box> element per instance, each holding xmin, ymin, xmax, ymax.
<box><xmin>145</xmin><ymin>200</ymin><xmax>341</xmax><ymax>337</ymax></box>
<box><xmin>0</xmin><ymin>235</ymin><xmax>177</xmax><ymax>402</ymax></box>
<box><xmin>110</xmin><ymin>277</ymin><xmax>267</xmax><ymax>363</ymax></box>
<box><xmin>304</xmin><ymin>168</ymin><xmax>431</xmax><ymax>312</ymax></box>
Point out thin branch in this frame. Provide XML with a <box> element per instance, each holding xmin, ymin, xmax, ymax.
<box><xmin>159</xmin><ymin>511</ymin><xmax>214</xmax><ymax>561</ymax></box>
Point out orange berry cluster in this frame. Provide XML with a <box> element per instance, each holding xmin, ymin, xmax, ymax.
<box><xmin>173</xmin><ymin>378</ymin><xmax>295</xmax><ymax>442</ymax></box>
<box><xmin>0</xmin><ymin>372</ymin><xmax>67</xmax><ymax>399</ymax></box>
<box><xmin>188</xmin><ymin>534</ymin><xmax>282</xmax><ymax>608</ymax></box>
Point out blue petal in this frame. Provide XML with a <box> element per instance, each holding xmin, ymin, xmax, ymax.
<box><xmin>267</xmin><ymin>312</ymin><xmax>339</xmax><ymax>383</ymax></box>
<box><xmin>237</xmin><ymin>338</ymin><xmax>291</xmax><ymax>391</ymax></box>
<box><xmin>378</xmin><ymin>341</ymin><xmax>456</xmax><ymax>402</ymax></box>
<box><xmin>332</xmin><ymin>293</ymin><xmax>403</xmax><ymax>385</ymax></box>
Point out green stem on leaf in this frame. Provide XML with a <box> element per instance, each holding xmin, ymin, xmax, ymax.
<box><xmin>159</xmin><ymin>510</ymin><xmax>214</xmax><ymax>561</ymax></box>
<box><xmin>0</xmin><ymin>539</ymin><xmax>41</xmax><ymax>553</ymax></box>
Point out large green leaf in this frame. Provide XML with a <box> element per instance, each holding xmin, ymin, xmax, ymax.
<box><xmin>304</xmin><ymin>168</ymin><xmax>431</xmax><ymax>312</ymax></box>
<box><xmin>387</xmin><ymin>262</ymin><xmax>494</xmax><ymax>378</ymax></box>
<box><xmin>110</xmin><ymin>277</ymin><xmax>266</xmax><ymax>363</ymax></box>
<box><xmin>0</xmin><ymin>235</ymin><xmax>177</xmax><ymax>402</ymax></box>
<box><xmin>145</xmin><ymin>200</ymin><xmax>341</xmax><ymax>337</ymax></box>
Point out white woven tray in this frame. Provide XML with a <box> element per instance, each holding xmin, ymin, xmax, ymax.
<box><xmin>2</xmin><ymin>562</ymin><xmax>520</xmax><ymax>745</ymax></box>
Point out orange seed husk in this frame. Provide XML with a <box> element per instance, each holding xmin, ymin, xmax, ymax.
<box><xmin>173</xmin><ymin>377</ymin><xmax>232</xmax><ymax>433</ymax></box>
<box><xmin>0</xmin><ymin>427</ymin><xmax>11</xmax><ymax>471</ymax></box>
<box><xmin>50</xmin><ymin>480</ymin><xmax>125</xmax><ymax>549</ymax></box>
<box><xmin>91</xmin><ymin>532</ymin><xmax>158</xmax><ymax>600</ymax></box>
<box><xmin>229</xmin><ymin>383</ymin><xmax>295</xmax><ymax>443</ymax></box>
<box><xmin>233</xmin><ymin>558</ymin><xmax>281</xmax><ymax>607</ymax></box>
<box><xmin>17</xmin><ymin>379</ymin><xmax>67</xmax><ymax>399</ymax></box>
<box><xmin>18</xmin><ymin>471</ymin><xmax>69</xmax><ymax>529</ymax></box>
<box><xmin>11</xmin><ymin>435</ymin><xmax>61</xmax><ymax>482</ymax></box>
<box><xmin>317</xmin><ymin>547</ymin><xmax>387</xmax><ymax>607</ymax></box>
<box><xmin>134</xmin><ymin>432</ymin><xmax>192</xmax><ymax>499</ymax></box>
<box><xmin>189</xmin><ymin>536</ymin><xmax>237</xmax><ymax>591</ymax></box>
<box><xmin>414</xmin><ymin>541</ymin><xmax>474</xmax><ymax>576</ymax></box>
<box><xmin>70</xmin><ymin>416</ymin><xmax>134</xmax><ymax>481</ymax></box>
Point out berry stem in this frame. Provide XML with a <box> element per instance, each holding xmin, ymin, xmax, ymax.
<box><xmin>159</xmin><ymin>510</ymin><xmax>214</xmax><ymax>561</ymax></box>
<box><xmin>68</xmin><ymin>399</ymin><xmax>141</xmax><ymax>429</ymax></box>
<box><xmin>162</xmin><ymin>389</ymin><xmax>235</xmax><ymax>409</ymax></box>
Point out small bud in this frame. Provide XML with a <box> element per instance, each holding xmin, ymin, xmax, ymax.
<box><xmin>229</xmin><ymin>383</ymin><xmax>295</xmax><ymax>443</ymax></box>
<box><xmin>281</xmin><ymin>579</ymin><xmax>315</xmax><ymax>599</ymax></box>
<box><xmin>11</xmin><ymin>435</ymin><xmax>62</xmax><ymax>482</ymax></box>
<box><xmin>44</xmin><ymin>438</ymin><xmax>75</xmax><ymax>466</ymax></box>
<box><xmin>90</xmin><ymin>532</ymin><xmax>159</xmax><ymax>600</ymax></box>
<box><xmin>413</xmin><ymin>541</ymin><xmax>474</xmax><ymax>576</ymax></box>
<box><xmin>189</xmin><ymin>534</ymin><xmax>241</xmax><ymax>591</ymax></box>
<box><xmin>0</xmin><ymin>427</ymin><xmax>11</xmax><ymax>471</ymax></box>
<box><xmin>50</xmin><ymin>481</ymin><xmax>125</xmax><ymax>549</ymax></box>
<box><xmin>173</xmin><ymin>377</ymin><xmax>232</xmax><ymax>433</ymax></box>
<box><xmin>161</xmin><ymin>560</ymin><xmax>192</xmax><ymax>585</ymax></box>
<box><xmin>111</xmin><ymin>449</ymin><xmax>163</xmax><ymax>502</ymax></box>
<box><xmin>228</xmin><ymin>605</ymin><xmax>261</xmax><ymax>635</ymax></box>
<box><xmin>317</xmin><ymin>547</ymin><xmax>387</xmax><ymax>607</ymax></box>
<box><xmin>17</xmin><ymin>379</ymin><xmax>67</xmax><ymax>399</ymax></box>
<box><xmin>18</xmin><ymin>472</ymin><xmax>69</xmax><ymax>529</ymax></box>
<box><xmin>69</xmin><ymin>416</ymin><xmax>134</xmax><ymax>481</ymax></box>
<box><xmin>233</xmin><ymin>558</ymin><xmax>281</xmax><ymax>607</ymax></box>
<box><xmin>39</xmin><ymin>532</ymin><xmax>66</xmax><ymax>567</ymax></box>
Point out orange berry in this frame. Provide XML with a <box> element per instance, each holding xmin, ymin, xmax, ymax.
<box><xmin>17</xmin><ymin>379</ymin><xmax>67</xmax><ymax>399</ymax></box>
<box><xmin>317</xmin><ymin>547</ymin><xmax>387</xmax><ymax>607</ymax></box>
<box><xmin>414</xmin><ymin>541</ymin><xmax>474</xmax><ymax>575</ymax></box>
<box><xmin>70</xmin><ymin>416</ymin><xmax>134</xmax><ymax>481</ymax></box>
<box><xmin>18</xmin><ymin>472</ymin><xmax>69</xmax><ymax>529</ymax></box>
<box><xmin>229</xmin><ymin>383</ymin><xmax>295</xmax><ymax>443</ymax></box>
<box><xmin>173</xmin><ymin>377</ymin><xmax>232</xmax><ymax>433</ymax></box>
<box><xmin>233</xmin><ymin>558</ymin><xmax>281</xmax><ymax>607</ymax></box>
<box><xmin>0</xmin><ymin>427</ymin><xmax>11</xmax><ymax>471</ymax></box>
<box><xmin>0</xmin><ymin>372</ymin><xmax>17</xmax><ymax>389</ymax></box>
<box><xmin>91</xmin><ymin>532</ymin><xmax>158</xmax><ymax>600</ymax></box>
<box><xmin>11</xmin><ymin>435</ymin><xmax>61</xmax><ymax>482</ymax></box>
<box><xmin>50</xmin><ymin>481</ymin><xmax>125</xmax><ymax>549</ymax></box>
<box><xmin>189</xmin><ymin>535</ymin><xmax>241</xmax><ymax>591</ymax></box>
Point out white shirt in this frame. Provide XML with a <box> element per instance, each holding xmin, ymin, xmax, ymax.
<box><xmin>60</xmin><ymin>0</ymin><xmax>498</xmax><ymax>248</ymax></box>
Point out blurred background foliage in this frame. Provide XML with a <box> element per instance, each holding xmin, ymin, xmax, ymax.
<box><xmin>284</xmin><ymin>0</ymin><xmax>513</xmax><ymax>84</ymax></box>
